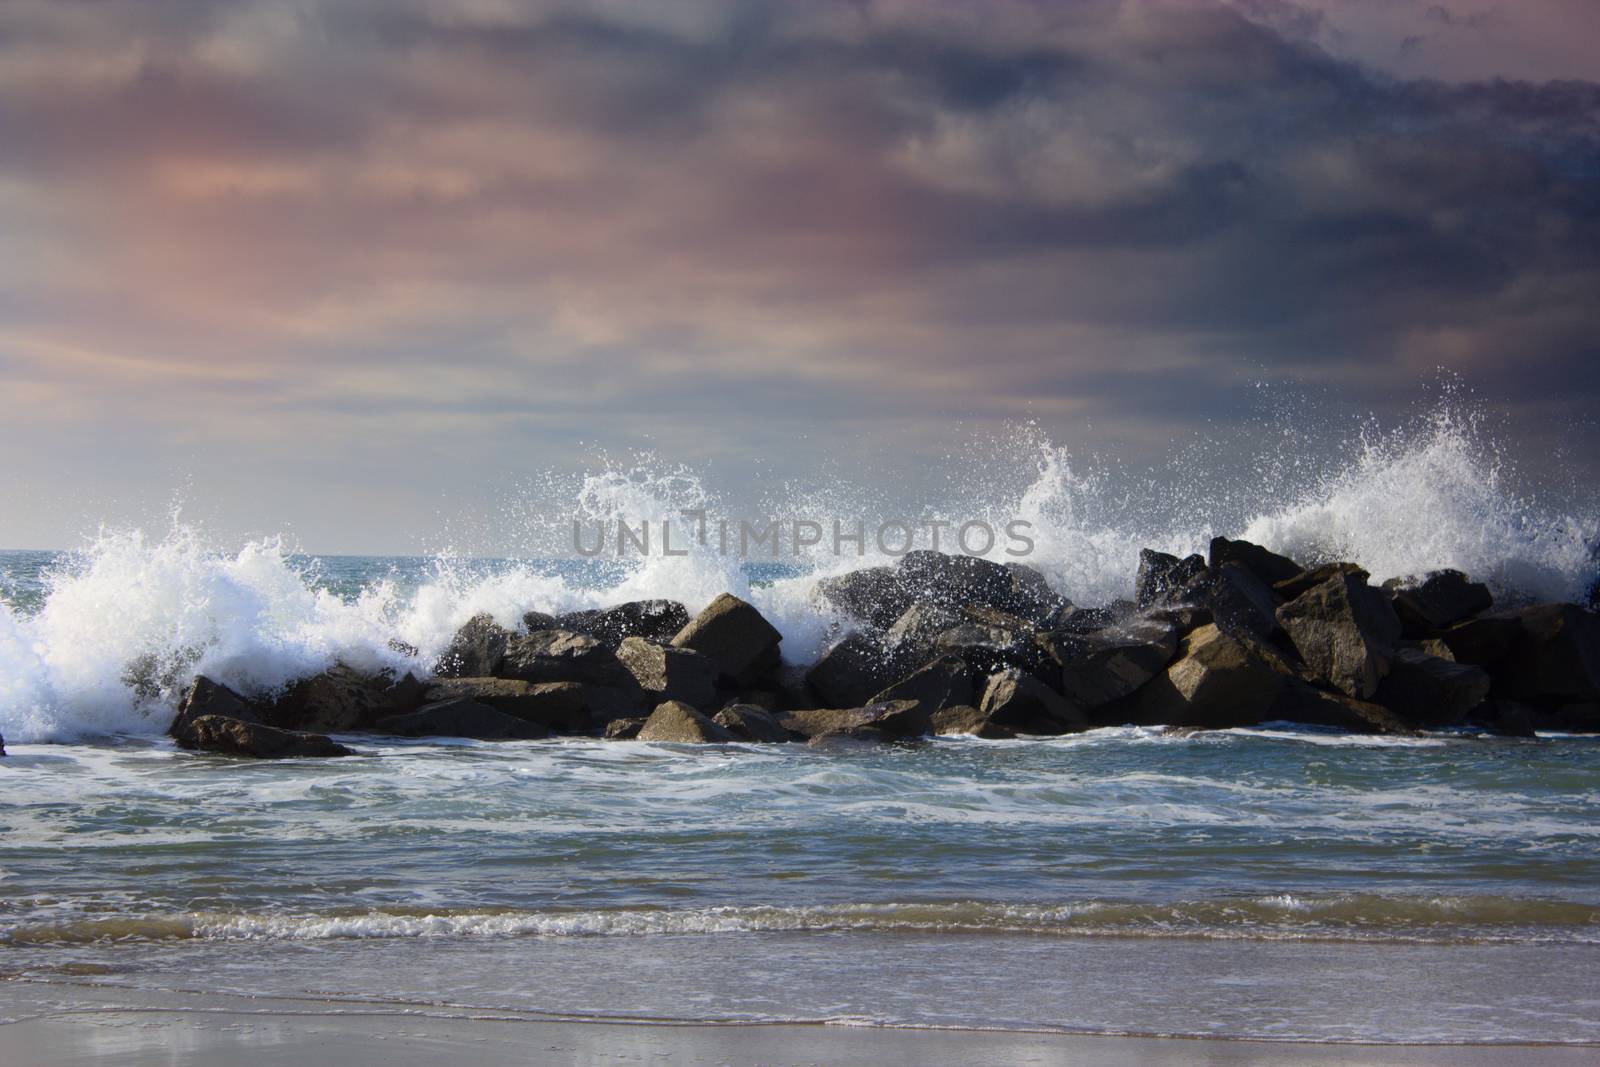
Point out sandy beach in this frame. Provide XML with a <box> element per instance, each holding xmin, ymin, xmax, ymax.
<box><xmin>1</xmin><ymin>983</ymin><xmax>1594</xmax><ymax>1067</ymax></box>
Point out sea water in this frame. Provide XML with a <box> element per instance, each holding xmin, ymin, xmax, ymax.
<box><xmin>2</xmin><ymin>406</ymin><xmax>1598</xmax><ymax>1043</ymax></box>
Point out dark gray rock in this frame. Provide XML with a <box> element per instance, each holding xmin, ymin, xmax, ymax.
<box><xmin>815</xmin><ymin>566</ymin><xmax>908</xmax><ymax>629</ymax></box>
<box><xmin>1387</xmin><ymin>570</ymin><xmax>1493</xmax><ymax>636</ymax></box>
<box><xmin>806</xmin><ymin>630</ymin><xmax>900</xmax><ymax>708</ymax></box>
<box><xmin>871</xmin><ymin>655</ymin><xmax>973</xmax><ymax>711</ymax></box>
<box><xmin>779</xmin><ymin>699</ymin><xmax>929</xmax><ymax>740</ymax></box>
<box><xmin>884</xmin><ymin>600</ymin><xmax>965</xmax><ymax>657</ymax></box>
<box><xmin>433</xmin><ymin>614</ymin><xmax>513</xmax><ymax>678</ymax></box>
<box><xmin>1135</xmin><ymin>549</ymin><xmax>1209</xmax><ymax>608</ymax></box>
<box><xmin>1274</xmin><ymin>563</ymin><xmax>1369</xmax><ymax>602</ymax></box>
<box><xmin>1463</xmin><ymin>604</ymin><xmax>1600</xmax><ymax>703</ymax></box>
<box><xmin>603</xmin><ymin>717</ymin><xmax>645</xmax><ymax>740</ymax></box>
<box><xmin>979</xmin><ymin>669</ymin><xmax>1088</xmax><ymax>734</ymax></box>
<box><xmin>374</xmin><ymin>698</ymin><xmax>547</xmax><ymax>740</ymax></box>
<box><xmin>1373</xmin><ymin>646</ymin><xmax>1491</xmax><ymax>728</ymax></box>
<box><xmin>816</xmin><ymin>554</ymin><xmax>1065</xmax><ymax>629</ymax></box>
<box><xmin>1208</xmin><ymin>562</ymin><xmax>1283</xmax><ymax>642</ymax></box>
<box><xmin>1209</xmin><ymin>536</ymin><xmax>1302</xmax><ymax>587</ymax></box>
<box><xmin>500</xmin><ymin>630</ymin><xmax>640</xmax><ymax>690</ymax></box>
<box><xmin>558</xmin><ymin>600</ymin><xmax>691</xmax><ymax>645</ymax></box>
<box><xmin>712</xmin><ymin>704</ymin><xmax>795</xmax><ymax>742</ymax></box>
<box><xmin>615</xmin><ymin>636</ymin><xmax>719</xmax><ymax>709</ymax></box>
<box><xmin>421</xmin><ymin>677</ymin><xmax>586</xmax><ymax>730</ymax></box>
<box><xmin>580</xmin><ymin>683</ymin><xmax>651</xmax><ymax>725</ymax></box>
<box><xmin>670</xmin><ymin>593</ymin><xmax>783</xmax><ymax>686</ymax></box>
<box><xmin>1276</xmin><ymin>572</ymin><xmax>1402</xmax><ymax>699</ymax></box>
<box><xmin>1056</xmin><ymin>619</ymin><xmax>1178</xmax><ymax>709</ymax></box>
<box><xmin>929</xmin><ymin>704</ymin><xmax>1017</xmax><ymax>739</ymax></box>
<box><xmin>636</xmin><ymin>700</ymin><xmax>736</xmax><ymax>743</ymax></box>
<box><xmin>174</xmin><ymin>715</ymin><xmax>355</xmax><ymax>759</ymax></box>
<box><xmin>521</xmin><ymin>611</ymin><xmax>557</xmax><ymax>633</ymax></box>
<box><xmin>171</xmin><ymin>676</ymin><xmax>261</xmax><ymax>739</ymax></box>
<box><xmin>265</xmin><ymin>664</ymin><xmax>425</xmax><ymax>733</ymax></box>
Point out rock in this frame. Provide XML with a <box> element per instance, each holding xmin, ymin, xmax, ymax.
<box><xmin>171</xmin><ymin>676</ymin><xmax>261</xmax><ymax>738</ymax></box>
<box><xmin>0</xmin><ymin>729</ymin><xmax>6</xmax><ymax>756</ymax></box>
<box><xmin>815</xmin><ymin>566</ymin><xmax>909</xmax><ymax>629</ymax></box>
<box><xmin>1056</xmin><ymin>619</ymin><xmax>1178</xmax><ymax>709</ymax></box>
<box><xmin>1208</xmin><ymin>562</ymin><xmax>1283</xmax><ymax>642</ymax></box>
<box><xmin>173</xmin><ymin>715</ymin><xmax>355</xmax><ymax>759</ymax></box>
<box><xmin>884</xmin><ymin>600</ymin><xmax>966</xmax><ymax>656</ymax></box>
<box><xmin>1275</xmin><ymin>572</ymin><xmax>1402</xmax><ymax>699</ymax></box>
<box><xmin>636</xmin><ymin>700</ymin><xmax>736</xmax><ymax>743</ymax></box>
<box><xmin>670</xmin><ymin>593</ymin><xmax>783</xmax><ymax>686</ymax></box>
<box><xmin>387</xmin><ymin>638</ymin><xmax>420</xmax><ymax>657</ymax></box>
<box><xmin>265</xmin><ymin>665</ymin><xmax>425</xmax><ymax>733</ymax></box>
<box><xmin>1209</xmin><ymin>536</ymin><xmax>1302</xmax><ymax>587</ymax></box>
<box><xmin>1135</xmin><ymin>549</ymin><xmax>1209</xmax><ymax>608</ymax></box>
<box><xmin>1144</xmin><ymin>604</ymin><xmax>1214</xmax><ymax>636</ymax></box>
<box><xmin>712</xmin><ymin>704</ymin><xmax>795</xmax><ymax>742</ymax></box>
<box><xmin>930</xmin><ymin>704</ymin><xmax>1017</xmax><ymax>739</ymax></box>
<box><xmin>1128</xmin><ymin>624</ymin><xmax>1328</xmax><ymax>730</ymax></box>
<box><xmin>1460</xmin><ymin>604</ymin><xmax>1600</xmax><ymax>704</ymax></box>
<box><xmin>779</xmin><ymin>699</ymin><xmax>929</xmax><ymax>740</ymax></box>
<box><xmin>1372</xmin><ymin>646</ymin><xmax>1491</xmax><ymax>728</ymax></box>
<box><xmin>580</xmin><ymin>683</ymin><xmax>651</xmax><ymax>724</ymax></box>
<box><xmin>870</xmin><ymin>655</ymin><xmax>973</xmax><ymax>711</ymax></box>
<box><xmin>558</xmin><ymin>600</ymin><xmax>691</xmax><ymax>645</ymax></box>
<box><xmin>1052</xmin><ymin>605</ymin><xmax>1119</xmax><ymax>635</ymax></box>
<box><xmin>499</xmin><ymin>630</ymin><xmax>640</xmax><ymax>690</ymax></box>
<box><xmin>1387</xmin><ymin>570</ymin><xmax>1493</xmax><ymax>636</ymax></box>
<box><xmin>1465</xmin><ymin>700</ymin><xmax>1537</xmax><ymax>738</ymax></box>
<box><xmin>979</xmin><ymin>669</ymin><xmax>1088</xmax><ymax>734</ymax></box>
<box><xmin>373</xmin><ymin>698</ymin><xmax>547</xmax><ymax>740</ymax></box>
<box><xmin>521</xmin><ymin>610</ymin><xmax>557</xmax><ymax>633</ymax></box>
<box><xmin>806</xmin><ymin>631</ymin><xmax>900</xmax><ymax>708</ymax></box>
<box><xmin>933</xmin><ymin>615</ymin><xmax>1049</xmax><ymax>676</ymax></box>
<box><xmin>1274</xmin><ymin>563</ymin><xmax>1369</xmax><ymax>603</ymax></box>
<box><xmin>603</xmin><ymin>717</ymin><xmax>645</xmax><ymax>740</ymax></box>
<box><xmin>421</xmin><ymin>678</ymin><xmax>586</xmax><ymax>730</ymax></box>
<box><xmin>615</xmin><ymin>636</ymin><xmax>720</xmax><ymax>709</ymax></box>
<box><xmin>433</xmin><ymin>614</ymin><xmax>513</xmax><ymax>678</ymax></box>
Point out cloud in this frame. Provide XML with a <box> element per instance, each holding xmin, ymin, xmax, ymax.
<box><xmin>0</xmin><ymin>0</ymin><xmax>1595</xmax><ymax>549</ymax></box>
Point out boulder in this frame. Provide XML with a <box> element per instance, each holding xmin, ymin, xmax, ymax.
<box><xmin>500</xmin><ymin>630</ymin><xmax>640</xmax><ymax>690</ymax></box>
<box><xmin>264</xmin><ymin>665</ymin><xmax>425</xmax><ymax>733</ymax></box>
<box><xmin>870</xmin><ymin>655</ymin><xmax>973</xmax><ymax>711</ymax></box>
<box><xmin>557</xmin><ymin>600</ymin><xmax>691</xmax><ymax>645</ymax></box>
<box><xmin>1372</xmin><ymin>646</ymin><xmax>1491</xmax><ymax>728</ymax></box>
<box><xmin>779</xmin><ymin>699</ymin><xmax>929</xmax><ymax>740</ymax></box>
<box><xmin>433</xmin><ymin>614</ymin><xmax>513</xmax><ymax>678</ymax></box>
<box><xmin>579</xmin><ymin>683</ymin><xmax>651</xmax><ymax>724</ymax></box>
<box><xmin>933</xmin><ymin>617</ymin><xmax>1049</xmax><ymax>676</ymax></box>
<box><xmin>1460</xmin><ymin>604</ymin><xmax>1600</xmax><ymax>704</ymax></box>
<box><xmin>1387</xmin><ymin>570</ymin><xmax>1493</xmax><ymax>636</ymax></box>
<box><xmin>615</xmin><ymin>636</ymin><xmax>719</xmax><ymax>709</ymax></box>
<box><xmin>670</xmin><ymin>593</ymin><xmax>783</xmax><ymax>686</ymax></box>
<box><xmin>373</xmin><ymin>697</ymin><xmax>547</xmax><ymax>740</ymax></box>
<box><xmin>1275</xmin><ymin>572</ymin><xmax>1402</xmax><ymax>699</ymax></box>
<box><xmin>603</xmin><ymin>717</ymin><xmax>645</xmax><ymax>740</ymax></box>
<box><xmin>1207</xmin><ymin>563</ymin><xmax>1283</xmax><ymax>642</ymax></box>
<box><xmin>636</xmin><ymin>700</ymin><xmax>736</xmax><ymax>743</ymax></box>
<box><xmin>173</xmin><ymin>715</ymin><xmax>354</xmax><ymax>759</ymax></box>
<box><xmin>421</xmin><ymin>677</ymin><xmax>586</xmax><ymax>730</ymax></box>
<box><xmin>1274</xmin><ymin>563</ymin><xmax>1370</xmax><ymax>602</ymax></box>
<box><xmin>1052</xmin><ymin>605</ymin><xmax>1118</xmax><ymax>635</ymax></box>
<box><xmin>929</xmin><ymin>704</ymin><xmax>1017</xmax><ymax>739</ymax></box>
<box><xmin>171</xmin><ymin>676</ymin><xmax>261</xmax><ymax>738</ymax></box>
<box><xmin>1056</xmin><ymin>619</ymin><xmax>1178</xmax><ymax>709</ymax></box>
<box><xmin>521</xmin><ymin>610</ymin><xmax>557</xmax><ymax>633</ymax></box>
<box><xmin>712</xmin><ymin>704</ymin><xmax>795</xmax><ymax>742</ymax></box>
<box><xmin>1209</xmin><ymin>536</ymin><xmax>1302</xmax><ymax>587</ymax></box>
<box><xmin>1135</xmin><ymin>549</ymin><xmax>1209</xmax><ymax>608</ymax></box>
<box><xmin>884</xmin><ymin>600</ymin><xmax>966</xmax><ymax>657</ymax></box>
<box><xmin>979</xmin><ymin>669</ymin><xmax>1088</xmax><ymax>734</ymax></box>
<box><xmin>815</xmin><ymin>566</ymin><xmax>909</xmax><ymax>629</ymax></box>
<box><xmin>806</xmin><ymin>631</ymin><xmax>900</xmax><ymax>708</ymax></box>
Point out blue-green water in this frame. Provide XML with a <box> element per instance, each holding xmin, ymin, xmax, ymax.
<box><xmin>3</xmin><ymin>549</ymin><xmax>1600</xmax><ymax>1043</ymax></box>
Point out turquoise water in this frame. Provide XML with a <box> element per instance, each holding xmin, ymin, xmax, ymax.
<box><xmin>3</xmin><ymin>550</ymin><xmax>1600</xmax><ymax>1043</ymax></box>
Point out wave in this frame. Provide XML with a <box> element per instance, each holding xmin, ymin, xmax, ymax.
<box><xmin>1</xmin><ymin>396</ymin><xmax>1595</xmax><ymax>743</ymax></box>
<box><xmin>5</xmin><ymin>895</ymin><xmax>1599</xmax><ymax>949</ymax></box>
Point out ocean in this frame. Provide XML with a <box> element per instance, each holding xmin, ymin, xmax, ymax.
<box><xmin>3</xmin><ymin>411</ymin><xmax>1599</xmax><ymax>1045</ymax></box>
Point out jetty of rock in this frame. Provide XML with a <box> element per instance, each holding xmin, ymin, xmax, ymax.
<box><xmin>167</xmin><ymin>542</ymin><xmax>1600</xmax><ymax>757</ymax></box>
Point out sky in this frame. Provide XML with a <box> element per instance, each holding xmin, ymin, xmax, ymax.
<box><xmin>1</xmin><ymin>0</ymin><xmax>1597</xmax><ymax>553</ymax></box>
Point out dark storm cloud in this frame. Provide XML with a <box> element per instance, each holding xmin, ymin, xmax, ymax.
<box><xmin>0</xmin><ymin>0</ymin><xmax>1595</xmax><ymax>549</ymax></box>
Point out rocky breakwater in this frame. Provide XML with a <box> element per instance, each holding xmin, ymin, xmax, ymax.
<box><xmin>167</xmin><ymin>542</ymin><xmax>1600</xmax><ymax>757</ymax></box>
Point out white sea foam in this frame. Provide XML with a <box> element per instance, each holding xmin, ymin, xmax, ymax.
<box><xmin>1</xmin><ymin>401</ymin><xmax>1594</xmax><ymax>742</ymax></box>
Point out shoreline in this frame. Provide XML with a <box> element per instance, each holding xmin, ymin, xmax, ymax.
<box><xmin>4</xmin><ymin>984</ymin><xmax>1598</xmax><ymax>1067</ymax></box>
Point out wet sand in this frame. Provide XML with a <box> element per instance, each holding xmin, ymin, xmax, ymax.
<box><xmin>2</xmin><ymin>983</ymin><xmax>1595</xmax><ymax>1067</ymax></box>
